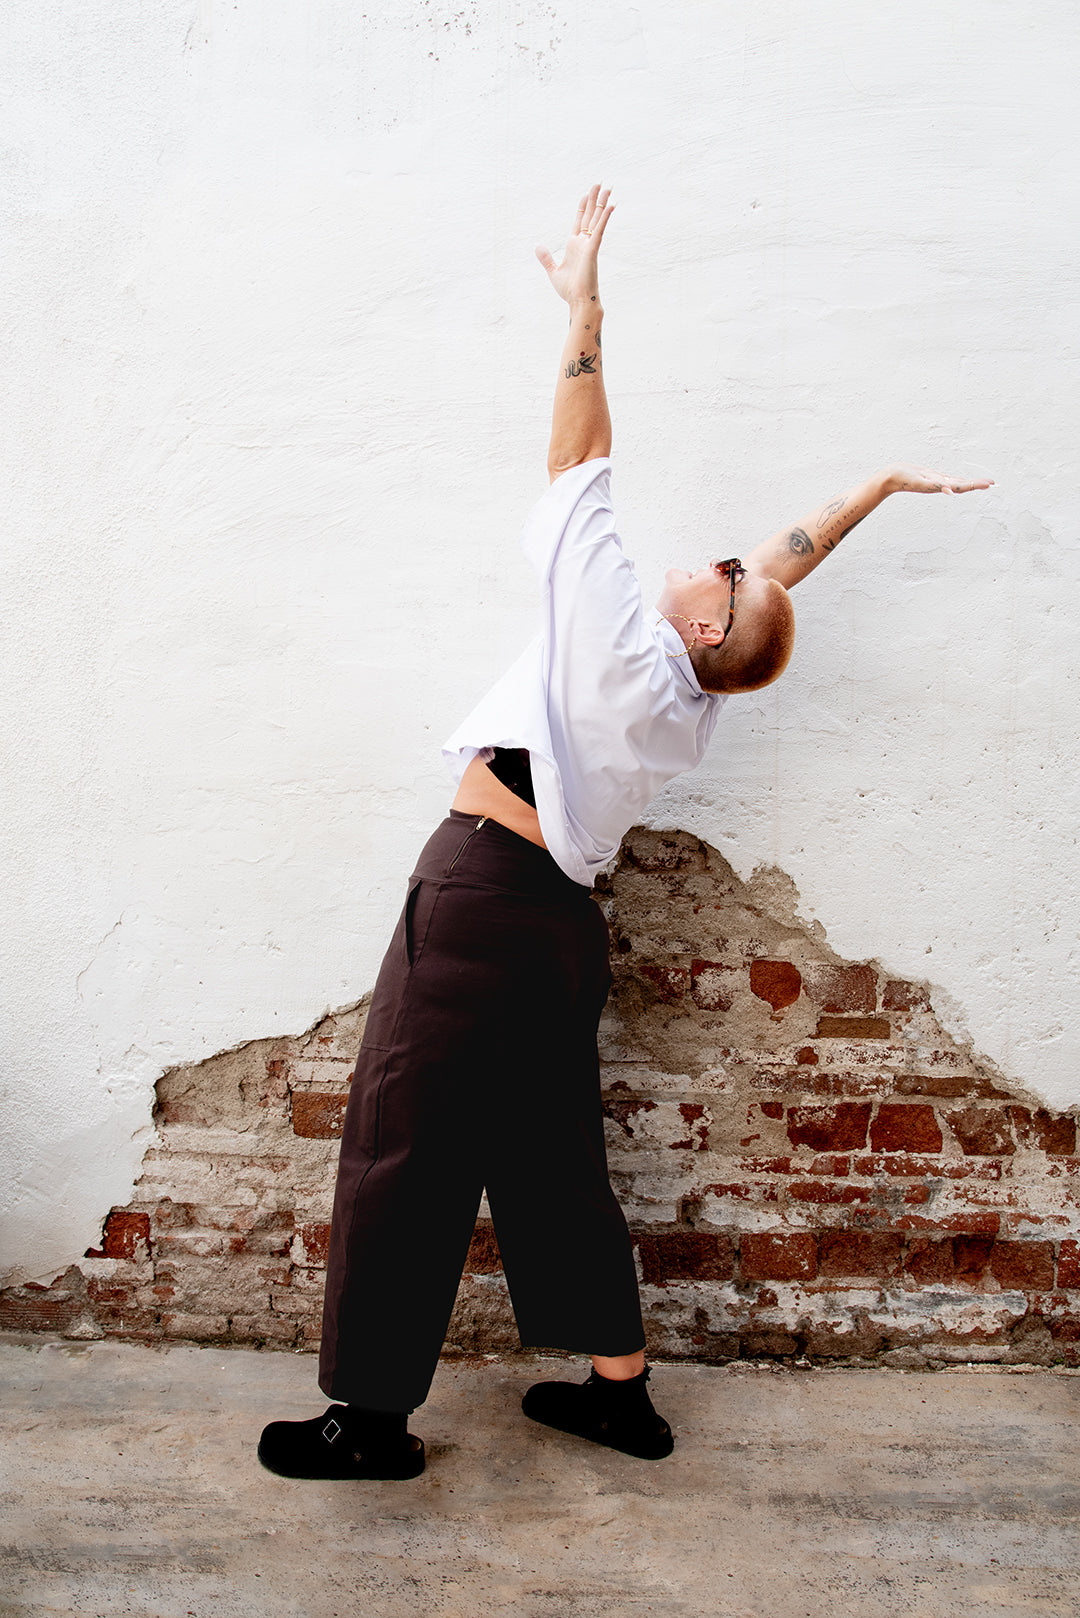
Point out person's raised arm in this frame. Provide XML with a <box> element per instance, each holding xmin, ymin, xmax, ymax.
<box><xmin>743</xmin><ymin>463</ymin><xmax>994</xmax><ymax>590</ymax></box>
<box><xmin>535</xmin><ymin>185</ymin><xmax>615</xmax><ymax>482</ymax></box>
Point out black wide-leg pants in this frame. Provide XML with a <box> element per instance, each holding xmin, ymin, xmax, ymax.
<box><xmin>318</xmin><ymin>812</ymin><xmax>646</xmax><ymax>1412</ymax></box>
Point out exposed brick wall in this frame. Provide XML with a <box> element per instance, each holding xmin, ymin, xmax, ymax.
<box><xmin>3</xmin><ymin>827</ymin><xmax>1078</xmax><ymax>1368</ymax></box>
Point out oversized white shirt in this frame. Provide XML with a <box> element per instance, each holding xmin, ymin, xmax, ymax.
<box><xmin>442</xmin><ymin>458</ymin><xmax>724</xmax><ymax>886</ymax></box>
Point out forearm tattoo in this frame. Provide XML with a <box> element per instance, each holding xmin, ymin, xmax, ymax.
<box><xmin>565</xmin><ymin>351</ymin><xmax>598</xmax><ymax>377</ymax></box>
<box><xmin>815</xmin><ymin>493</ymin><xmax>867</xmax><ymax>553</ymax></box>
<box><xmin>817</xmin><ymin>494</ymin><xmax>847</xmax><ymax>527</ymax></box>
<box><xmin>823</xmin><ymin>513</ymin><xmax>864</xmax><ymax>551</ymax></box>
<box><xmin>786</xmin><ymin>527</ymin><xmax>814</xmax><ymax>557</ymax></box>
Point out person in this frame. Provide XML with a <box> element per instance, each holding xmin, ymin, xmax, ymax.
<box><xmin>258</xmin><ymin>185</ymin><xmax>992</xmax><ymax>1481</ymax></box>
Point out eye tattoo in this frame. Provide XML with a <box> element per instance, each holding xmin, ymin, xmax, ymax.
<box><xmin>786</xmin><ymin>528</ymin><xmax>814</xmax><ymax>557</ymax></box>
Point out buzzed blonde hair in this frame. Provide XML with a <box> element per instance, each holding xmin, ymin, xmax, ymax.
<box><xmin>689</xmin><ymin>579</ymin><xmax>795</xmax><ymax>694</ymax></box>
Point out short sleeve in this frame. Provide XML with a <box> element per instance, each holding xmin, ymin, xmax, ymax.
<box><xmin>519</xmin><ymin>458</ymin><xmax>616</xmax><ymax>581</ymax></box>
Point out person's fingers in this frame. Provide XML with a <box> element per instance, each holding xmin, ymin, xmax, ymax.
<box><xmin>571</xmin><ymin>193</ymin><xmax>588</xmax><ymax>236</ymax></box>
<box><xmin>937</xmin><ymin>474</ymin><xmax>994</xmax><ymax>493</ymax></box>
<box><xmin>535</xmin><ymin>245</ymin><xmax>557</xmax><ymax>275</ymax></box>
<box><xmin>588</xmin><ymin>186</ymin><xmax>611</xmax><ymax>231</ymax></box>
<box><xmin>900</xmin><ymin>465</ymin><xmax>994</xmax><ymax>494</ymax></box>
<box><xmin>580</xmin><ymin>182</ymin><xmax>599</xmax><ymax>233</ymax></box>
<box><xmin>591</xmin><ymin>200</ymin><xmax>616</xmax><ymax>247</ymax></box>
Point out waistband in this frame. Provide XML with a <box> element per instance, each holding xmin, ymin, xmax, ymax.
<box><xmin>412</xmin><ymin>812</ymin><xmax>591</xmax><ymax>900</ymax></box>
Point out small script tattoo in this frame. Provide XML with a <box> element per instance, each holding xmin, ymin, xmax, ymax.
<box><xmin>786</xmin><ymin>527</ymin><xmax>814</xmax><ymax>557</ymax></box>
<box><xmin>822</xmin><ymin>514</ymin><xmax>864</xmax><ymax>552</ymax></box>
<box><xmin>565</xmin><ymin>351</ymin><xmax>598</xmax><ymax>377</ymax></box>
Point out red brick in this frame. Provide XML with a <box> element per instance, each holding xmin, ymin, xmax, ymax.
<box><xmin>952</xmin><ymin>1235</ymin><xmax>996</xmax><ymax>1284</ymax></box>
<box><xmin>638</xmin><ymin>962</ymin><xmax>688</xmax><ymax>1004</ymax></box>
<box><xmin>1059</xmin><ymin>1240</ymin><xmax>1080</xmax><ymax>1289</ymax></box>
<box><xmin>291</xmin><ymin>1092</ymin><xmax>349</xmax><ymax>1139</ymax></box>
<box><xmin>741</xmin><ymin>1233</ymin><xmax>818</xmax><ymax>1282</ymax></box>
<box><xmin>853</xmin><ymin>1154</ymin><xmax>1001</xmax><ymax>1181</ymax></box>
<box><xmin>749</xmin><ymin>960</ymin><xmax>802</xmax><ymax>1011</ymax></box>
<box><xmin>100</xmin><ymin>1309</ymin><xmax>160</xmax><ymax>1337</ymax></box>
<box><xmin>815</xmin><ymin>1016</ymin><xmax>891</xmax><ymax>1040</ymax></box>
<box><xmin>869</xmin><ymin>1104</ymin><xmax>943</xmax><ymax>1154</ymax></box>
<box><xmin>895</xmin><ymin>1073</ymin><xmax>1010</xmax><ymax>1099</ymax></box>
<box><xmin>637</xmin><ymin>1231</ymin><xmax>735</xmax><ymax>1286</ymax></box>
<box><xmin>795</xmin><ymin>1047</ymin><xmax>818</xmax><ymax>1065</ymax></box>
<box><xmin>904</xmin><ymin>1237</ymin><xmax>955</xmax><ymax>1285</ymax></box>
<box><xmin>808</xmin><ymin>1155</ymin><xmax>850</xmax><ymax>1176</ymax></box>
<box><xmin>803</xmin><ymin>963</ymin><xmax>877</xmax><ymax>1014</ymax></box>
<box><xmin>0</xmin><ymin>1284</ymin><xmax>81</xmax><ymax>1333</ymax></box>
<box><xmin>257</xmin><ymin>1264</ymin><xmax>292</xmax><ymax>1288</ymax></box>
<box><xmin>804</xmin><ymin>1324</ymin><xmax>884</xmax><ymax>1359</ymax></box>
<box><xmin>818</xmin><ymin>1231</ymin><xmax>903</xmax><ymax>1279</ymax></box>
<box><xmin>1010</xmin><ymin>1107</ymin><xmax>1077</xmax><ymax>1156</ymax></box>
<box><xmin>882</xmin><ymin>979</ymin><xmax>931</xmax><ymax>1013</ymax></box>
<box><xmin>465</xmin><ymin>1221</ymin><xmax>502</xmax><ymax>1274</ymax></box>
<box><xmin>699</xmin><ymin>1181</ymin><xmax>780</xmax><ymax>1203</ymax></box>
<box><xmin>788</xmin><ymin>1181</ymin><xmax>871</xmax><ymax>1205</ymax></box>
<box><xmin>796</xmin><ymin>1071</ymin><xmax>886</xmax><ymax>1098</ymax></box>
<box><xmin>787</xmin><ymin>1103</ymin><xmax>872</xmax><ymax>1151</ymax></box>
<box><xmin>101</xmin><ymin>1210</ymin><xmax>151</xmax><ymax>1261</ymax></box>
<box><xmin>86</xmin><ymin>1278</ymin><xmax>136</xmax><ymax>1306</ymax></box>
<box><xmin>294</xmin><ymin>1222</ymin><xmax>331</xmax><ymax>1267</ymax></box>
<box><xmin>896</xmin><ymin>1212</ymin><xmax>1001</xmax><ymax>1236</ymax></box>
<box><xmin>671</xmin><ymin>1102</ymin><xmax>710</xmax><ymax>1151</ymax></box>
<box><xmin>943</xmin><ymin>1106</ymin><xmax>1015</xmax><ymax>1156</ymax></box>
<box><xmin>690</xmin><ymin>959</ymin><xmax>737</xmax><ymax>1012</ymax></box>
<box><xmin>988</xmin><ymin>1242</ymin><xmax>1055</xmax><ymax>1291</ymax></box>
<box><xmin>760</xmin><ymin>1102</ymin><xmax>784</xmax><ymax>1120</ymax></box>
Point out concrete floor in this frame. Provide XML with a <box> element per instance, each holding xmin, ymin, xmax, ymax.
<box><xmin>1</xmin><ymin>1337</ymin><xmax>1079</xmax><ymax>1618</ymax></box>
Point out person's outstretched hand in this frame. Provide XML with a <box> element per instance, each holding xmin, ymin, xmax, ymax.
<box><xmin>536</xmin><ymin>184</ymin><xmax>615</xmax><ymax>305</ymax></box>
<box><xmin>884</xmin><ymin>463</ymin><xmax>995</xmax><ymax>495</ymax></box>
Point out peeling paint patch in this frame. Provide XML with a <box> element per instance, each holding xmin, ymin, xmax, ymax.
<box><xmin>3</xmin><ymin>828</ymin><xmax>1078</xmax><ymax>1367</ymax></box>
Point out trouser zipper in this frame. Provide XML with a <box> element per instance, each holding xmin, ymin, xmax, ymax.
<box><xmin>446</xmin><ymin>816</ymin><xmax>487</xmax><ymax>874</ymax></box>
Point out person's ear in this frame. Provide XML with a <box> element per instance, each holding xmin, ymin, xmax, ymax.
<box><xmin>692</xmin><ymin>620</ymin><xmax>726</xmax><ymax>648</ymax></box>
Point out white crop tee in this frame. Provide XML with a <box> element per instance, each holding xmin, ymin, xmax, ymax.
<box><xmin>442</xmin><ymin>458</ymin><xmax>724</xmax><ymax>887</ymax></box>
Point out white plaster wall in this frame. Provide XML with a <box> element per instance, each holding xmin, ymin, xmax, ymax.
<box><xmin>2</xmin><ymin>0</ymin><xmax>1077</xmax><ymax>1284</ymax></box>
